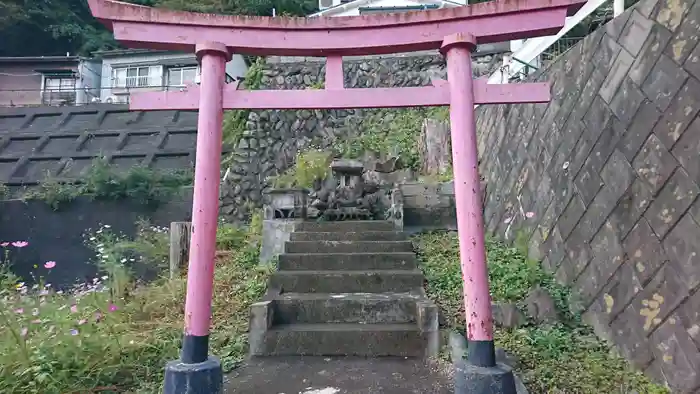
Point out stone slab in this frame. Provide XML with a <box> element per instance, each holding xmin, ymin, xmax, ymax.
<box><xmin>278</xmin><ymin>252</ymin><xmax>418</xmax><ymax>271</ymax></box>
<box><xmin>223</xmin><ymin>356</ymin><xmax>452</xmax><ymax>393</ymax></box>
<box><xmin>643</xmin><ymin>167</ymin><xmax>700</xmax><ymax>238</ymax></box>
<box><xmin>261</xmin><ymin>219</ymin><xmax>301</xmax><ymax>264</ymax></box>
<box><xmin>269</xmin><ymin>270</ymin><xmax>424</xmax><ymax>293</ymax></box>
<box><xmin>260</xmin><ymin>323</ymin><xmax>428</xmax><ymax>357</ymax></box>
<box><xmin>632</xmin><ymin>132</ymin><xmax>679</xmax><ymax>193</ymax></box>
<box><xmin>272</xmin><ymin>293</ymin><xmax>420</xmax><ymax>325</ymax></box>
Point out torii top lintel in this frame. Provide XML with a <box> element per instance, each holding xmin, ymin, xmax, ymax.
<box><xmin>88</xmin><ymin>0</ymin><xmax>585</xmax><ymax>57</ymax></box>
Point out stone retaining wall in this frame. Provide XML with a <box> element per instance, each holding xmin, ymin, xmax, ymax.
<box><xmin>476</xmin><ymin>0</ymin><xmax>700</xmax><ymax>390</ymax></box>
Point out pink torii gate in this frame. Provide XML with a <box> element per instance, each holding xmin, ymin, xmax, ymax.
<box><xmin>88</xmin><ymin>0</ymin><xmax>584</xmax><ymax>392</ymax></box>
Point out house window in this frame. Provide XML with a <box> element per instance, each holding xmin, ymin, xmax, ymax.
<box><xmin>112</xmin><ymin>66</ymin><xmax>161</xmax><ymax>88</ymax></box>
<box><xmin>359</xmin><ymin>4</ymin><xmax>439</xmax><ymax>14</ymax></box>
<box><xmin>42</xmin><ymin>76</ymin><xmax>77</xmax><ymax>105</ymax></box>
<box><xmin>168</xmin><ymin>66</ymin><xmax>199</xmax><ymax>87</ymax></box>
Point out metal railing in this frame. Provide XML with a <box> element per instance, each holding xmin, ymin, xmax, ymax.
<box><xmin>0</xmin><ymin>85</ymin><xmax>198</xmax><ymax>108</ymax></box>
<box><xmin>486</xmin><ymin>0</ymin><xmax>622</xmax><ymax>85</ymax></box>
<box><xmin>540</xmin><ymin>36</ymin><xmax>587</xmax><ymax>63</ymax></box>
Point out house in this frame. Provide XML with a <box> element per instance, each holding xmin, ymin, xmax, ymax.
<box><xmin>0</xmin><ymin>56</ymin><xmax>101</xmax><ymax>107</ymax></box>
<box><xmin>311</xmin><ymin>0</ymin><xmax>467</xmax><ymax>17</ymax></box>
<box><xmin>309</xmin><ymin>0</ymin><xmax>510</xmax><ymax>55</ymax></box>
<box><xmin>94</xmin><ymin>49</ymin><xmax>249</xmax><ymax>104</ymax></box>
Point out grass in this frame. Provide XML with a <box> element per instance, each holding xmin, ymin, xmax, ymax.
<box><xmin>0</xmin><ymin>215</ymin><xmax>270</xmax><ymax>394</ymax></box>
<box><xmin>413</xmin><ymin>231</ymin><xmax>668</xmax><ymax>394</ymax></box>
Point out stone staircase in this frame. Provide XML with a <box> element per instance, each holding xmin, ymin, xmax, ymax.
<box><xmin>249</xmin><ymin>220</ymin><xmax>439</xmax><ymax>358</ymax></box>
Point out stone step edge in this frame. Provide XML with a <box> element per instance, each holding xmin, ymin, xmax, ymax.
<box><xmin>273</xmin><ymin>292</ymin><xmax>426</xmax><ymax>301</ymax></box>
<box><xmin>290</xmin><ymin>231</ymin><xmax>408</xmax><ymax>240</ymax></box>
<box><xmin>286</xmin><ymin>240</ymin><xmax>413</xmax><ymax>244</ymax></box>
<box><xmin>297</xmin><ymin>221</ymin><xmax>394</xmax><ymax>226</ymax></box>
<box><xmin>271</xmin><ymin>269</ymin><xmax>424</xmax><ymax>275</ymax></box>
<box><xmin>292</xmin><ymin>231</ymin><xmax>406</xmax><ymax>235</ymax></box>
<box><xmin>249</xmin><ymin>298</ymin><xmax>440</xmax><ymax>357</ymax></box>
<box><xmin>279</xmin><ymin>252</ymin><xmax>417</xmax><ymax>257</ymax></box>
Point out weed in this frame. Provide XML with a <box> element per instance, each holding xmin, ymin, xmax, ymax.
<box><xmin>22</xmin><ymin>158</ymin><xmax>192</xmax><ymax>210</ymax></box>
<box><xmin>222</xmin><ymin>58</ymin><xmax>265</xmax><ymax>166</ymax></box>
<box><xmin>413</xmin><ymin>231</ymin><xmax>668</xmax><ymax>393</ymax></box>
<box><xmin>81</xmin><ymin>158</ymin><xmax>192</xmax><ymax>205</ymax></box>
<box><xmin>270</xmin><ymin>149</ymin><xmax>333</xmax><ymax>189</ymax></box>
<box><xmin>334</xmin><ymin>107</ymin><xmax>449</xmax><ymax>171</ymax></box>
<box><xmin>418</xmin><ymin>164</ymin><xmax>454</xmax><ymax>183</ymax></box>
<box><xmin>23</xmin><ymin>173</ymin><xmax>79</xmax><ymax>210</ymax></box>
<box><xmin>307</xmin><ymin>80</ymin><xmax>324</xmax><ymax>89</ymax></box>
<box><xmin>216</xmin><ymin>220</ymin><xmax>249</xmax><ymax>250</ymax></box>
<box><xmin>0</xmin><ymin>183</ymin><xmax>9</xmax><ymax>200</ymax></box>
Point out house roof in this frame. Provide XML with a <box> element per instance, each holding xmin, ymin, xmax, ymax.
<box><xmin>0</xmin><ymin>56</ymin><xmax>82</xmax><ymax>64</ymax></box>
<box><xmin>310</xmin><ymin>0</ymin><xmax>464</xmax><ymax>17</ymax></box>
<box><xmin>92</xmin><ymin>48</ymin><xmax>172</xmax><ymax>57</ymax></box>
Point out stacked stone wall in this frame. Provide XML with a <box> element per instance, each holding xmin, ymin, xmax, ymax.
<box><xmin>219</xmin><ymin>52</ymin><xmax>504</xmax><ymax>220</ymax></box>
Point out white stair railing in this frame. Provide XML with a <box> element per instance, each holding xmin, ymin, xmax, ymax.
<box><xmin>485</xmin><ymin>0</ymin><xmax>616</xmax><ymax>85</ymax></box>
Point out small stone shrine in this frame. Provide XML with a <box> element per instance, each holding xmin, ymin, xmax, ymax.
<box><xmin>309</xmin><ymin>159</ymin><xmax>375</xmax><ymax>221</ymax></box>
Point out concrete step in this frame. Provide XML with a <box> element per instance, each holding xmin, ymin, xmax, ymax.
<box><xmin>285</xmin><ymin>240</ymin><xmax>413</xmax><ymax>254</ymax></box>
<box><xmin>260</xmin><ymin>323</ymin><xmax>427</xmax><ymax>357</ymax></box>
<box><xmin>270</xmin><ymin>270</ymin><xmax>424</xmax><ymax>293</ymax></box>
<box><xmin>273</xmin><ymin>293</ymin><xmax>420</xmax><ymax>325</ymax></box>
<box><xmin>290</xmin><ymin>231</ymin><xmax>407</xmax><ymax>242</ymax></box>
<box><xmin>296</xmin><ymin>221</ymin><xmax>395</xmax><ymax>233</ymax></box>
<box><xmin>278</xmin><ymin>253</ymin><xmax>418</xmax><ymax>271</ymax></box>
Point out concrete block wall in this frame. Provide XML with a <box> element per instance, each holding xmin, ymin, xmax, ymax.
<box><xmin>0</xmin><ymin>104</ymin><xmax>210</xmax><ymax>187</ymax></box>
<box><xmin>400</xmin><ymin>182</ymin><xmax>457</xmax><ymax>232</ymax></box>
<box><xmin>476</xmin><ymin>0</ymin><xmax>700</xmax><ymax>390</ymax></box>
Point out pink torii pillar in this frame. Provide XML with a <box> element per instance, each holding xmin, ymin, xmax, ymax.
<box><xmin>180</xmin><ymin>42</ymin><xmax>231</xmax><ymax>366</ymax></box>
<box><xmin>87</xmin><ymin>0</ymin><xmax>584</xmax><ymax>392</ymax></box>
<box><xmin>441</xmin><ymin>33</ymin><xmax>496</xmax><ymax>367</ymax></box>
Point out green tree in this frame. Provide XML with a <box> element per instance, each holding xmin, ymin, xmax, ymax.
<box><xmin>0</xmin><ymin>0</ymin><xmax>120</xmax><ymax>56</ymax></box>
<box><xmin>0</xmin><ymin>0</ymin><xmax>317</xmax><ymax>57</ymax></box>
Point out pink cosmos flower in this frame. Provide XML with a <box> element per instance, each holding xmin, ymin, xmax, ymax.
<box><xmin>44</xmin><ymin>261</ymin><xmax>56</xmax><ymax>269</ymax></box>
<box><xmin>20</xmin><ymin>327</ymin><xmax>28</xmax><ymax>337</ymax></box>
<box><xmin>525</xmin><ymin>211</ymin><xmax>535</xmax><ymax>218</ymax></box>
<box><xmin>108</xmin><ymin>304</ymin><xmax>118</xmax><ymax>312</ymax></box>
<box><xmin>0</xmin><ymin>242</ymin><xmax>8</xmax><ymax>247</ymax></box>
<box><xmin>78</xmin><ymin>319</ymin><xmax>87</xmax><ymax>325</ymax></box>
<box><xmin>14</xmin><ymin>308</ymin><xmax>23</xmax><ymax>314</ymax></box>
<box><xmin>70</xmin><ymin>305</ymin><xmax>78</xmax><ymax>313</ymax></box>
<box><xmin>11</xmin><ymin>241</ymin><xmax>28</xmax><ymax>248</ymax></box>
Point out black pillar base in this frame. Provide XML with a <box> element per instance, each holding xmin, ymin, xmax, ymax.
<box><xmin>449</xmin><ymin>331</ymin><xmax>520</xmax><ymax>394</ymax></box>
<box><xmin>454</xmin><ymin>359</ymin><xmax>517</xmax><ymax>394</ymax></box>
<box><xmin>163</xmin><ymin>356</ymin><xmax>223</xmax><ymax>394</ymax></box>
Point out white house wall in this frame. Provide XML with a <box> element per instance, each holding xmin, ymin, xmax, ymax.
<box><xmin>78</xmin><ymin>59</ymin><xmax>102</xmax><ymax>104</ymax></box>
<box><xmin>99</xmin><ymin>52</ymin><xmax>191</xmax><ymax>101</ymax></box>
<box><xmin>99</xmin><ymin>52</ymin><xmax>248</xmax><ymax>101</ymax></box>
<box><xmin>326</xmin><ymin>0</ymin><xmax>456</xmax><ymax>16</ymax></box>
<box><xmin>311</xmin><ymin>0</ymin><xmax>467</xmax><ymax>17</ymax></box>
